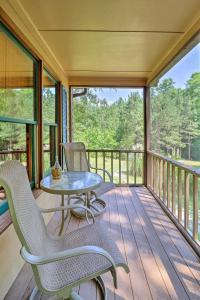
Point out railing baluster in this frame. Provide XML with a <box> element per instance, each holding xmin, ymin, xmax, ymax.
<box><xmin>111</xmin><ymin>151</ymin><xmax>113</xmax><ymax>181</ymax></box>
<box><xmin>158</xmin><ymin>158</ymin><xmax>160</xmax><ymax>196</ymax></box>
<box><xmin>153</xmin><ymin>156</ymin><xmax>156</xmax><ymax>192</ymax></box>
<box><xmin>126</xmin><ymin>152</ymin><xmax>129</xmax><ymax>185</ymax></box>
<box><xmin>147</xmin><ymin>153</ymin><xmax>151</xmax><ymax>187</ymax></box>
<box><xmin>103</xmin><ymin>151</ymin><xmax>105</xmax><ymax>181</ymax></box>
<box><xmin>163</xmin><ymin>161</ymin><xmax>167</xmax><ymax>203</ymax></box>
<box><xmin>150</xmin><ymin>154</ymin><xmax>153</xmax><ymax>189</ymax></box>
<box><xmin>156</xmin><ymin>158</ymin><xmax>159</xmax><ymax>195</ymax></box>
<box><xmin>178</xmin><ymin>168</ymin><xmax>182</xmax><ymax>222</ymax></box>
<box><xmin>167</xmin><ymin>163</ymin><xmax>171</xmax><ymax>209</ymax></box>
<box><xmin>172</xmin><ymin>165</ymin><xmax>176</xmax><ymax>214</ymax></box>
<box><xmin>95</xmin><ymin>151</ymin><xmax>98</xmax><ymax>173</ymax></box>
<box><xmin>193</xmin><ymin>176</ymin><xmax>198</xmax><ymax>241</ymax></box>
<box><xmin>87</xmin><ymin>151</ymin><xmax>90</xmax><ymax>166</ymax></box>
<box><xmin>159</xmin><ymin>159</ymin><xmax>163</xmax><ymax>199</ymax></box>
<box><xmin>184</xmin><ymin>171</ymin><xmax>189</xmax><ymax>230</ymax></box>
<box><xmin>119</xmin><ymin>151</ymin><xmax>121</xmax><ymax>185</ymax></box>
<box><xmin>134</xmin><ymin>153</ymin><xmax>136</xmax><ymax>184</ymax></box>
<box><xmin>147</xmin><ymin>150</ymin><xmax>200</xmax><ymax>254</ymax></box>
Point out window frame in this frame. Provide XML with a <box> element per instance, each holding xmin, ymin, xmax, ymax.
<box><xmin>42</xmin><ymin>68</ymin><xmax>59</xmax><ymax>177</ymax></box>
<box><xmin>0</xmin><ymin>22</ymin><xmax>39</xmax><ymax>217</ymax></box>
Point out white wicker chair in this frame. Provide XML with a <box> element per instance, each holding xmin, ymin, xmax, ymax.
<box><xmin>62</xmin><ymin>142</ymin><xmax>115</xmax><ymax>217</ymax></box>
<box><xmin>0</xmin><ymin>161</ymin><xmax>129</xmax><ymax>300</ymax></box>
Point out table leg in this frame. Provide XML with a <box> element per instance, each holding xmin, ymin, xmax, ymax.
<box><xmin>64</xmin><ymin>195</ymin><xmax>71</xmax><ymax>220</ymax></box>
<box><xmin>58</xmin><ymin>194</ymin><xmax>65</xmax><ymax>236</ymax></box>
<box><xmin>85</xmin><ymin>192</ymin><xmax>89</xmax><ymax>222</ymax></box>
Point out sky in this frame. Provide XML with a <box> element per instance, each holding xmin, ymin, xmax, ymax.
<box><xmin>161</xmin><ymin>42</ymin><xmax>200</xmax><ymax>88</ymax></box>
<box><xmin>88</xmin><ymin>42</ymin><xmax>200</xmax><ymax>102</ymax></box>
<box><xmin>96</xmin><ymin>88</ymin><xmax>143</xmax><ymax>103</ymax></box>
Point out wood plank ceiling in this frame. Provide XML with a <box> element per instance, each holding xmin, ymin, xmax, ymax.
<box><xmin>15</xmin><ymin>0</ymin><xmax>200</xmax><ymax>84</ymax></box>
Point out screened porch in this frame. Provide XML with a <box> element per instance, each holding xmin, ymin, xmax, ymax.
<box><xmin>0</xmin><ymin>1</ymin><xmax>200</xmax><ymax>300</ymax></box>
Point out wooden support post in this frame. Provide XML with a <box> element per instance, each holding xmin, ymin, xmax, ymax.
<box><xmin>68</xmin><ymin>86</ymin><xmax>73</xmax><ymax>142</ymax></box>
<box><xmin>57</xmin><ymin>82</ymin><xmax>62</xmax><ymax>163</ymax></box>
<box><xmin>37</xmin><ymin>60</ymin><xmax>43</xmax><ymax>184</ymax></box>
<box><xmin>144</xmin><ymin>87</ymin><xmax>150</xmax><ymax>187</ymax></box>
<box><xmin>50</xmin><ymin>126</ymin><xmax>56</xmax><ymax>167</ymax></box>
<box><xmin>26</xmin><ymin>124</ymin><xmax>33</xmax><ymax>181</ymax></box>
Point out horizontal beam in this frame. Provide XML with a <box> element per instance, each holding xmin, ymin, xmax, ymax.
<box><xmin>86</xmin><ymin>149</ymin><xmax>144</xmax><ymax>153</ymax></box>
<box><xmin>69</xmin><ymin>76</ymin><xmax>147</xmax><ymax>87</ymax></box>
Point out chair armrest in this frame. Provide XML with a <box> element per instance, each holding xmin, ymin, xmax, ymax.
<box><xmin>20</xmin><ymin>245</ymin><xmax>116</xmax><ymax>272</ymax></box>
<box><xmin>90</xmin><ymin>165</ymin><xmax>112</xmax><ymax>182</ymax></box>
<box><xmin>40</xmin><ymin>204</ymin><xmax>95</xmax><ymax>223</ymax></box>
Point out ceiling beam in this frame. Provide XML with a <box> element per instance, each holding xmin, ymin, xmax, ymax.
<box><xmin>69</xmin><ymin>76</ymin><xmax>146</xmax><ymax>87</ymax></box>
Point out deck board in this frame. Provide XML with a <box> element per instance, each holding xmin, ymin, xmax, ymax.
<box><xmin>4</xmin><ymin>187</ymin><xmax>200</xmax><ymax>300</ymax></box>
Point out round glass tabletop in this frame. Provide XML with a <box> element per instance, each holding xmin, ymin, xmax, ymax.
<box><xmin>40</xmin><ymin>171</ymin><xmax>103</xmax><ymax>195</ymax></box>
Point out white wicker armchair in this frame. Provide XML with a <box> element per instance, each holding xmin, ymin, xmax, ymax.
<box><xmin>62</xmin><ymin>142</ymin><xmax>115</xmax><ymax>217</ymax></box>
<box><xmin>0</xmin><ymin>161</ymin><xmax>129</xmax><ymax>300</ymax></box>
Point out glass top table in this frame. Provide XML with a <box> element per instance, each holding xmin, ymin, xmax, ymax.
<box><xmin>40</xmin><ymin>171</ymin><xmax>103</xmax><ymax>195</ymax></box>
<box><xmin>40</xmin><ymin>171</ymin><xmax>103</xmax><ymax>235</ymax></box>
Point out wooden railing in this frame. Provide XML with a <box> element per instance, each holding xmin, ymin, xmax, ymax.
<box><xmin>147</xmin><ymin>150</ymin><xmax>200</xmax><ymax>254</ymax></box>
<box><xmin>0</xmin><ymin>150</ymin><xmax>26</xmax><ymax>162</ymax></box>
<box><xmin>86</xmin><ymin>149</ymin><xmax>144</xmax><ymax>185</ymax></box>
<box><xmin>0</xmin><ymin>149</ymin><xmax>51</xmax><ymax>163</ymax></box>
<box><xmin>0</xmin><ymin>149</ymin><xmax>144</xmax><ymax>185</ymax></box>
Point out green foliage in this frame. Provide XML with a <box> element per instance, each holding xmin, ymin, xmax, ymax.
<box><xmin>151</xmin><ymin>73</ymin><xmax>200</xmax><ymax>161</ymax></box>
<box><xmin>0</xmin><ymin>72</ymin><xmax>200</xmax><ymax>165</ymax></box>
<box><xmin>73</xmin><ymin>89</ymin><xmax>144</xmax><ymax>150</ymax></box>
<box><xmin>0</xmin><ymin>86</ymin><xmax>55</xmax><ymax>152</ymax></box>
<box><xmin>0</xmin><ymin>88</ymin><xmax>34</xmax><ymax>152</ymax></box>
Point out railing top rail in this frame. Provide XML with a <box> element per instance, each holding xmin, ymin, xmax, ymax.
<box><xmin>0</xmin><ymin>149</ymin><xmax>51</xmax><ymax>154</ymax></box>
<box><xmin>148</xmin><ymin>150</ymin><xmax>200</xmax><ymax>177</ymax></box>
<box><xmin>0</xmin><ymin>150</ymin><xmax>26</xmax><ymax>154</ymax></box>
<box><xmin>86</xmin><ymin>149</ymin><xmax>144</xmax><ymax>153</ymax></box>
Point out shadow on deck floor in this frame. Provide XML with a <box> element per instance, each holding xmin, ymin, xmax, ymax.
<box><xmin>4</xmin><ymin>187</ymin><xmax>200</xmax><ymax>300</ymax></box>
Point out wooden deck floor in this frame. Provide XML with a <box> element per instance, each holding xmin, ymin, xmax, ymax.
<box><xmin>4</xmin><ymin>187</ymin><xmax>200</xmax><ymax>300</ymax></box>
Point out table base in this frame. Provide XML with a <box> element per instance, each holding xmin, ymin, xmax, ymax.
<box><xmin>71</xmin><ymin>197</ymin><xmax>106</xmax><ymax>219</ymax></box>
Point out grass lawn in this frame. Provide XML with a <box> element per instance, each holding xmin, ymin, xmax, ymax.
<box><xmin>88</xmin><ymin>155</ymin><xmax>144</xmax><ymax>184</ymax></box>
<box><xmin>178</xmin><ymin>159</ymin><xmax>200</xmax><ymax>169</ymax></box>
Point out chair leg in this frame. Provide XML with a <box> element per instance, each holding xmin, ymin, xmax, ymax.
<box><xmin>69</xmin><ymin>291</ymin><xmax>83</xmax><ymax>300</ymax></box>
<box><xmin>29</xmin><ymin>286</ymin><xmax>39</xmax><ymax>300</ymax></box>
<box><xmin>68</xmin><ymin>276</ymin><xmax>107</xmax><ymax>300</ymax></box>
<box><xmin>95</xmin><ymin>276</ymin><xmax>107</xmax><ymax>300</ymax></box>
